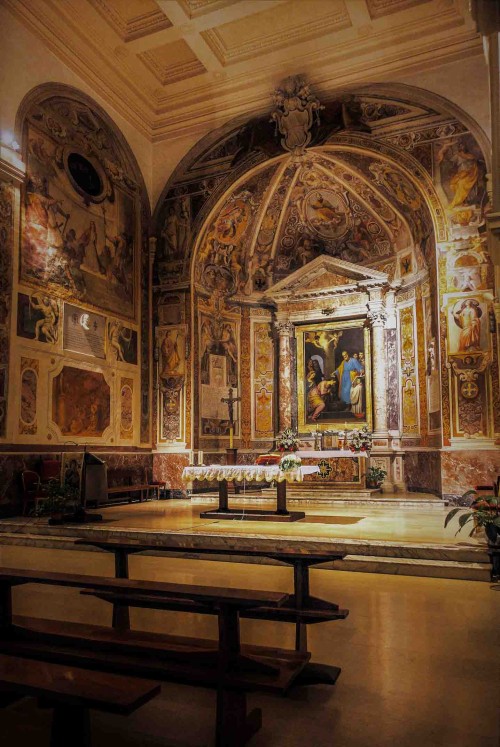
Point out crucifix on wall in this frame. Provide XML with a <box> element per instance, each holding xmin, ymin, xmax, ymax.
<box><xmin>221</xmin><ymin>387</ymin><xmax>241</xmax><ymax>449</ymax></box>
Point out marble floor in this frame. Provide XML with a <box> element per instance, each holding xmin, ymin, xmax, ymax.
<box><xmin>0</xmin><ymin>544</ymin><xmax>499</xmax><ymax>747</ymax></box>
<box><xmin>19</xmin><ymin>493</ymin><xmax>483</xmax><ymax>546</ymax></box>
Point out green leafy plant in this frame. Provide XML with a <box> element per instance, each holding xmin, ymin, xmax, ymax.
<box><xmin>444</xmin><ymin>490</ymin><xmax>500</xmax><ymax>539</ymax></box>
<box><xmin>31</xmin><ymin>482</ymin><xmax>80</xmax><ymax>517</ymax></box>
<box><xmin>367</xmin><ymin>465</ymin><xmax>387</xmax><ymax>487</ymax></box>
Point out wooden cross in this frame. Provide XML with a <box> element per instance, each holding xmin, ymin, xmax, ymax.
<box><xmin>221</xmin><ymin>387</ymin><xmax>241</xmax><ymax>427</ymax></box>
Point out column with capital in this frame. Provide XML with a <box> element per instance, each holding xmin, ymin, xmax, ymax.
<box><xmin>367</xmin><ymin>303</ymin><xmax>389</xmax><ymax>440</ymax></box>
<box><xmin>275</xmin><ymin>320</ymin><xmax>295</xmax><ymax>432</ymax></box>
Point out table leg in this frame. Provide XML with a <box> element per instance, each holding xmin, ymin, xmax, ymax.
<box><xmin>112</xmin><ymin>549</ymin><xmax>130</xmax><ymax>631</ymax></box>
<box><xmin>219</xmin><ymin>480</ymin><xmax>229</xmax><ymax>512</ymax></box>
<box><xmin>0</xmin><ymin>583</ymin><xmax>12</xmax><ymax>630</ymax></box>
<box><xmin>276</xmin><ymin>480</ymin><xmax>288</xmax><ymax>515</ymax></box>
<box><xmin>293</xmin><ymin>560</ymin><xmax>309</xmax><ymax>652</ymax></box>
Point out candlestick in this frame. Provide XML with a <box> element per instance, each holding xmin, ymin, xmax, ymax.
<box><xmin>229</xmin><ymin>425</ymin><xmax>234</xmax><ymax>449</ymax></box>
<box><xmin>198</xmin><ymin>450</ymin><xmax>204</xmax><ymax>466</ymax></box>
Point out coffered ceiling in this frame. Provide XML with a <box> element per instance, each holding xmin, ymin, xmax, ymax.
<box><xmin>4</xmin><ymin>0</ymin><xmax>481</xmax><ymax>141</ymax></box>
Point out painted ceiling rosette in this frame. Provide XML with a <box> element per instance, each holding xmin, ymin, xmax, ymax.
<box><xmin>194</xmin><ymin>147</ymin><xmax>432</xmax><ymax>299</ymax></box>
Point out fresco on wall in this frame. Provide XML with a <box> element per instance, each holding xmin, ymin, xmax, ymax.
<box><xmin>253</xmin><ymin>322</ymin><xmax>274</xmax><ymax>437</ymax></box>
<box><xmin>107</xmin><ymin>321</ymin><xmax>137</xmax><ymax>364</ymax></box>
<box><xmin>399</xmin><ymin>305</ymin><xmax>419</xmax><ymax>435</ymax></box>
<box><xmin>447</xmin><ymin>296</ymin><xmax>490</xmax><ymax>356</ymax></box>
<box><xmin>157</xmin><ymin>326</ymin><xmax>185</xmax><ymax>443</ymax></box>
<box><xmin>52</xmin><ymin>365</ymin><xmax>110</xmax><ymax>437</ymax></box>
<box><xmin>199</xmin><ymin>314</ymin><xmax>239</xmax><ymax>436</ymax></box>
<box><xmin>17</xmin><ymin>292</ymin><xmax>60</xmax><ymax>344</ymax></box>
<box><xmin>19</xmin><ymin>359</ymin><xmax>39</xmax><ymax>435</ymax></box>
<box><xmin>436</xmin><ymin>134</ymin><xmax>486</xmax><ymax>211</ymax></box>
<box><xmin>22</xmin><ymin>125</ymin><xmax>137</xmax><ymax>319</ymax></box>
<box><xmin>120</xmin><ymin>378</ymin><xmax>133</xmax><ymax>440</ymax></box>
<box><xmin>0</xmin><ymin>183</ymin><xmax>14</xmax><ymax>437</ymax></box>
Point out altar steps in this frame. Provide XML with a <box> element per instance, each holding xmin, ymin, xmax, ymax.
<box><xmin>255</xmin><ymin>488</ymin><xmax>446</xmax><ymax>508</ymax></box>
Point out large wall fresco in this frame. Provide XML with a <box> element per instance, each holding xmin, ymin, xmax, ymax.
<box><xmin>0</xmin><ymin>87</ymin><xmax>147</xmax><ymax>452</ymax></box>
<box><xmin>22</xmin><ymin>103</ymin><xmax>139</xmax><ymax>320</ymax></box>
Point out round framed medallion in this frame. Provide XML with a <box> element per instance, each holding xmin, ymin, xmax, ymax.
<box><xmin>63</xmin><ymin>150</ymin><xmax>107</xmax><ymax>203</ymax></box>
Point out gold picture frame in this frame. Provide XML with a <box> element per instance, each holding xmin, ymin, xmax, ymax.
<box><xmin>297</xmin><ymin>320</ymin><xmax>372</xmax><ymax>433</ymax></box>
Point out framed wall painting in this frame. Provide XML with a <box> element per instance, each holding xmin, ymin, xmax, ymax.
<box><xmin>296</xmin><ymin>319</ymin><xmax>372</xmax><ymax>433</ymax></box>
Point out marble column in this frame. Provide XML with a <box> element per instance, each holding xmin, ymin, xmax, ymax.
<box><xmin>275</xmin><ymin>320</ymin><xmax>295</xmax><ymax>432</ymax></box>
<box><xmin>367</xmin><ymin>304</ymin><xmax>388</xmax><ymax>439</ymax></box>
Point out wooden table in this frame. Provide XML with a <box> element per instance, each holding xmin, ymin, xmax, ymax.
<box><xmin>182</xmin><ymin>465</ymin><xmax>319</xmax><ymax>522</ymax></box>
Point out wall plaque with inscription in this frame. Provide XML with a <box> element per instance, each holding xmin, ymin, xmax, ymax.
<box><xmin>63</xmin><ymin>303</ymin><xmax>106</xmax><ymax>359</ymax></box>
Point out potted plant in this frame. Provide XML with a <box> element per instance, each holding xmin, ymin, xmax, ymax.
<box><xmin>445</xmin><ymin>490</ymin><xmax>500</xmax><ymax>577</ymax></box>
<box><xmin>366</xmin><ymin>465</ymin><xmax>387</xmax><ymax>489</ymax></box>
<box><xmin>32</xmin><ymin>482</ymin><xmax>80</xmax><ymax>523</ymax></box>
<box><xmin>276</xmin><ymin>428</ymin><xmax>299</xmax><ymax>453</ymax></box>
<box><xmin>444</xmin><ymin>490</ymin><xmax>500</xmax><ymax>539</ymax></box>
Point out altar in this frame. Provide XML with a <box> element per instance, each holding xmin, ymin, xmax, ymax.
<box><xmin>292</xmin><ymin>450</ymin><xmax>368</xmax><ymax>492</ymax></box>
<box><xmin>182</xmin><ymin>464</ymin><xmax>319</xmax><ymax>521</ymax></box>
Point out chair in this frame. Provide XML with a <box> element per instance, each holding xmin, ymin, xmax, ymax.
<box><xmin>21</xmin><ymin>470</ymin><xmax>45</xmax><ymax>516</ymax></box>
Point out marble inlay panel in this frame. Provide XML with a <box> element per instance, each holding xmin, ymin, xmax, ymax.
<box><xmin>386</xmin><ymin>328</ymin><xmax>399</xmax><ymax>431</ymax></box>
<box><xmin>441</xmin><ymin>450</ymin><xmax>500</xmax><ymax>499</ymax></box>
<box><xmin>404</xmin><ymin>451</ymin><xmax>441</xmax><ymax>495</ymax></box>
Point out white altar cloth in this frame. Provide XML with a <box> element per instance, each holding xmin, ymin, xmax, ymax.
<box><xmin>296</xmin><ymin>450</ymin><xmax>368</xmax><ymax>458</ymax></box>
<box><xmin>182</xmin><ymin>464</ymin><xmax>319</xmax><ymax>484</ymax></box>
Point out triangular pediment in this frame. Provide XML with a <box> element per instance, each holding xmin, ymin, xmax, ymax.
<box><xmin>262</xmin><ymin>255</ymin><xmax>389</xmax><ymax>302</ymax></box>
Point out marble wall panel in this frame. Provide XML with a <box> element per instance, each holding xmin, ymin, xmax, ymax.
<box><xmin>153</xmin><ymin>453</ymin><xmax>189</xmax><ymax>494</ymax></box>
<box><xmin>404</xmin><ymin>451</ymin><xmax>442</xmax><ymax>495</ymax></box>
<box><xmin>386</xmin><ymin>328</ymin><xmax>399</xmax><ymax>431</ymax></box>
<box><xmin>441</xmin><ymin>450</ymin><xmax>500</xmax><ymax>501</ymax></box>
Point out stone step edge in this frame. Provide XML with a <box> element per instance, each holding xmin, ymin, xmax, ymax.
<box><xmin>333</xmin><ymin>555</ymin><xmax>491</xmax><ymax>581</ymax></box>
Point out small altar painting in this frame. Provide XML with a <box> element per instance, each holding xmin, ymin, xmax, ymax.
<box><xmin>61</xmin><ymin>452</ymin><xmax>84</xmax><ymax>490</ymax></box>
<box><xmin>52</xmin><ymin>365</ymin><xmax>110</xmax><ymax>437</ymax></box>
<box><xmin>63</xmin><ymin>303</ymin><xmax>106</xmax><ymax>359</ymax></box>
<box><xmin>297</xmin><ymin>320</ymin><xmax>371</xmax><ymax>431</ymax></box>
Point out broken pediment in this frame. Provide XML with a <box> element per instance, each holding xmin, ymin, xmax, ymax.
<box><xmin>261</xmin><ymin>255</ymin><xmax>389</xmax><ymax>303</ymax></box>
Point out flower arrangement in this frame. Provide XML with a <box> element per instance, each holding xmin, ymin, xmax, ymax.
<box><xmin>279</xmin><ymin>453</ymin><xmax>302</xmax><ymax>472</ymax></box>
<box><xmin>347</xmin><ymin>426</ymin><xmax>372</xmax><ymax>453</ymax></box>
<box><xmin>276</xmin><ymin>427</ymin><xmax>299</xmax><ymax>452</ymax></box>
<box><xmin>444</xmin><ymin>490</ymin><xmax>500</xmax><ymax>541</ymax></box>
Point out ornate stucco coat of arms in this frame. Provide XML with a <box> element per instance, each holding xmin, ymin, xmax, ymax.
<box><xmin>271</xmin><ymin>76</ymin><xmax>324</xmax><ymax>155</ymax></box>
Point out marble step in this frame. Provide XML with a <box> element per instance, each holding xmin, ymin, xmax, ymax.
<box><xmin>331</xmin><ymin>555</ymin><xmax>492</xmax><ymax>582</ymax></box>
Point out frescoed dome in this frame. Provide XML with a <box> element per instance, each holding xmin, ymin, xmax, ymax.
<box><xmin>193</xmin><ymin>146</ymin><xmax>434</xmax><ymax>297</ymax></box>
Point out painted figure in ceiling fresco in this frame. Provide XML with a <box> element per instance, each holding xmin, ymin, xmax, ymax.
<box><xmin>452</xmin><ymin>299</ymin><xmax>482</xmax><ymax>352</ymax></box>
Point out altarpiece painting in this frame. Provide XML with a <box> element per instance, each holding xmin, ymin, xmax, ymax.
<box><xmin>297</xmin><ymin>320</ymin><xmax>372</xmax><ymax>432</ymax></box>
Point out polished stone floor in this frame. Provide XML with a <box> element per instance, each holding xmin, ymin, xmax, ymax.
<box><xmin>48</xmin><ymin>493</ymin><xmax>482</xmax><ymax>546</ymax></box>
<box><xmin>0</xmin><ymin>543</ymin><xmax>499</xmax><ymax>747</ymax></box>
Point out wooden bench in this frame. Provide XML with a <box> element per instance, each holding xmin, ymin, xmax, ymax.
<box><xmin>75</xmin><ymin>537</ymin><xmax>348</xmax><ymax>661</ymax></box>
<box><xmin>0</xmin><ymin>567</ymin><xmax>308</xmax><ymax>746</ymax></box>
<box><xmin>0</xmin><ymin>653</ymin><xmax>161</xmax><ymax>747</ymax></box>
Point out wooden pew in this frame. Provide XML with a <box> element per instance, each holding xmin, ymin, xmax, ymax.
<box><xmin>0</xmin><ymin>653</ymin><xmax>161</xmax><ymax>747</ymax></box>
<box><xmin>0</xmin><ymin>567</ymin><xmax>308</xmax><ymax>746</ymax></box>
<box><xmin>74</xmin><ymin>536</ymin><xmax>348</xmax><ymax>681</ymax></box>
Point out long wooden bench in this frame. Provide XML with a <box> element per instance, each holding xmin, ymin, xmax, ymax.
<box><xmin>0</xmin><ymin>653</ymin><xmax>161</xmax><ymax>747</ymax></box>
<box><xmin>0</xmin><ymin>567</ymin><xmax>309</xmax><ymax>746</ymax></box>
<box><xmin>74</xmin><ymin>536</ymin><xmax>348</xmax><ymax>678</ymax></box>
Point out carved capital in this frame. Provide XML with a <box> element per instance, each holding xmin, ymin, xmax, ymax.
<box><xmin>275</xmin><ymin>320</ymin><xmax>295</xmax><ymax>337</ymax></box>
<box><xmin>367</xmin><ymin>306</ymin><xmax>387</xmax><ymax>328</ymax></box>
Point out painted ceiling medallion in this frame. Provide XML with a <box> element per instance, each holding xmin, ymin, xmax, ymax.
<box><xmin>271</xmin><ymin>76</ymin><xmax>324</xmax><ymax>155</ymax></box>
<box><xmin>304</xmin><ymin>189</ymin><xmax>351</xmax><ymax>241</ymax></box>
